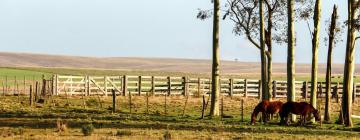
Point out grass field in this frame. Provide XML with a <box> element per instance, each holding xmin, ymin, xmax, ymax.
<box><xmin>0</xmin><ymin>95</ymin><xmax>359</xmax><ymax>139</ymax></box>
<box><xmin>0</xmin><ymin>67</ymin><xmax>360</xmax><ymax>139</ymax></box>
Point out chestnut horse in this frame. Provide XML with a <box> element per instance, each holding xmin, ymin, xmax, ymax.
<box><xmin>250</xmin><ymin>100</ymin><xmax>283</xmax><ymax>125</ymax></box>
<box><xmin>280</xmin><ymin>101</ymin><xmax>320</xmax><ymax>125</ymax></box>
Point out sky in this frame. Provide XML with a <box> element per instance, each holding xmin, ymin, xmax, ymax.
<box><xmin>0</xmin><ymin>0</ymin><xmax>352</xmax><ymax>64</ymax></box>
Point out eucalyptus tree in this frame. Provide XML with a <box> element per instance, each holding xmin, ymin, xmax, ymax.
<box><xmin>342</xmin><ymin>0</ymin><xmax>360</xmax><ymax>127</ymax></box>
<box><xmin>287</xmin><ymin>0</ymin><xmax>295</xmax><ymax>106</ymax></box>
<box><xmin>210</xmin><ymin>0</ymin><xmax>221</xmax><ymax>117</ymax></box>
<box><xmin>308</xmin><ymin>0</ymin><xmax>322</xmax><ymax>117</ymax></box>
<box><xmin>324</xmin><ymin>5</ymin><xmax>341</xmax><ymax>122</ymax></box>
<box><xmin>223</xmin><ymin>0</ymin><xmax>288</xmax><ymax>100</ymax></box>
<box><xmin>196</xmin><ymin>0</ymin><xmax>221</xmax><ymax>117</ymax></box>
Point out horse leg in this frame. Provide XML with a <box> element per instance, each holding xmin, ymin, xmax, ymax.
<box><xmin>302</xmin><ymin>115</ymin><xmax>306</xmax><ymax>125</ymax></box>
<box><xmin>264</xmin><ymin>113</ymin><xmax>269</xmax><ymax>123</ymax></box>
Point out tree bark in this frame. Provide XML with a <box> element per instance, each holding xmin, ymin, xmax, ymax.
<box><xmin>287</xmin><ymin>0</ymin><xmax>296</xmax><ymax>121</ymax></box>
<box><xmin>310</xmin><ymin>0</ymin><xmax>322</xmax><ymax>120</ymax></box>
<box><xmin>210</xmin><ymin>0</ymin><xmax>220</xmax><ymax>117</ymax></box>
<box><xmin>259</xmin><ymin>0</ymin><xmax>269</xmax><ymax>100</ymax></box>
<box><xmin>266</xmin><ymin>8</ymin><xmax>273</xmax><ymax>100</ymax></box>
<box><xmin>342</xmin><ymin>0</ymin><xmax>355</xmax><ymax>127</ymax></box>
<box><xmin>325</xmin><ymin>5</ymin><xmax>337</xmax><ymax>122</ymax></box>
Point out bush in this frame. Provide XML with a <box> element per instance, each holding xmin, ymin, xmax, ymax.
<box><xmin>116</xmin><ymin>130</ymin><xmax>132</xmax><ymax>137</ymax></box>
<box><xmin>81</xmin><ymin>124</ymin><xmax>94</xmax><ymax>136</ymax></box>
<box><xmin>56</xmin><ymin>119</ymin><xmax>67</xmax><ymax>132</ymax></box>
<box><xmin>12</xmin><ymin>127</ymin><xmax>24</xmax><ymax>135</ymax></box>
<box><xmin>86</xmin><ymin>98</ymin><xmax>100</xmax><ymax>107</ymax></box>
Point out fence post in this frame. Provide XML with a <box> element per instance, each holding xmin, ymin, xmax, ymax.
<box><xmin>319</xmin><ymin>82</ymin><xmax>323</xmax><ymax>98</ymax></box>
<box><xmin>29</xmin><ymin>85</ymin><xmax>33</xmax><ymax>106</ymax></box>
<box><xmin>197</xmin><ymin>78</ymin><xmax>201</xmax><ymax>97</ymax></box>
<box><xmin>336</xmin><ymin>82</ymin><xmax>340</xmax><ymax>103</ymax></box>
<box><xmin>229</xmin><ymin>78</ymin><xmax>234</xmax><ymax>96</ymax></box>
<box><xmin>104</xmin><ymin>76</ymin><xmax>108</xmax><ymax>96</ymax></box>
<box><xmin>123</xmin><ymin>75</ymin><xmax>128</xmax><ymax>96</ymax></box>
<box><xmin>23</xmin><ymin>76</ymin><xmax>26</xmax><ymax>95</ymax></box>
<box><xmin>14</xmin><ymin>76</ymin><xmax>17</xmax><ymax>95</ymax></box>
<box><xmin>305</xmin><ymin>81</ymin><xmax>309</xmax><ymax>100</ymax></box>
<box><xmin>244</xmin><ymin>79</ymin><xmax>248</xmax><ymax>98</ymax></box>
<box><xmin>5</xmin><ymin>76</ymin><xmax>7</xmax><ymax>95</ymax></box>
<box><xmin>201</xmin><ymin>95</ymin><xmax>205</xmax><ymax>119</ymax></box>
<box><xmin>164</xmin><ymin>94</ymin><xmax>167</xmax><ymax>116</ymax></box>
<box><xmin>258</xmin><ymin>80</ymin><xmax>262</xmax><ymax>99</ymax></box>
<box><xmin>55</xmin><ymin>74</ymin><xmax>59</xmax><ymax>95</ymax></box>
<box><xmin>86</xmin><ymin>75</ymin><xmax>90</xmax><ymax>96</ymax></box>
<box><xmin>302</xmin><ymin>81</ymin><xmax>308</xmax><ymax>99</ymax></box>
<box><xmin>167</xmin><ymin>76</ymin><xmax>171</xmax><ymax>96</ymax></box>
<box><xmin>151</xmin><ymin>76</ymin><xmax>155</xmax><ymax>96</ymax></box>
<box><xmin>146</xmin><ymin>92</ymin><xmax>149</xmax><ymax>114</ymax></box>
<box><xmin>2</xmin><ymin>81</ymin><xmax>4</xmax><ymax>96</ymax></box>
<box><xmin>35</xmin><ymin>81</ymin><xmax>39</xmax><ymax>102</ymax></box>
<box><xmin>41</xmin><ymin>78</ymin><xmax>46</xmax><ymax>97</ymax></box>
<box><xmin>272</xmin><ymin>80</ymin><xmax>277</xmax><ymax>98</ymax></box>
<box><xmin>112</xmin><ymin>89</ymin><xmax>116</xmax><ymax>113</ymax></box>
<box><xmin>138</xmin><ymin>76</ymin><xmax>142</xmax><ymax>96</ymax></box>
<box><xmin>50</xmin><ymin>75</ymin><xmax>54</xmax><ymax>96</ymax></box>
<box><xmin>183</xmin><ymin>77</ymin><xmax>188</xmax><ymax>96</ymax></box>
<box><xmin>353</xmin><ymin>83</ymin><xmax>356</xmax><ymax>103</ymax></box>
<box><xmin>208</xmin><ymin>78</ymin><xmax>212</xmax><ymax>95</ymax></box>
<box><xmin>241</xmin><ymin>99</ymin><xmax>244</xmax><ymax>122</ymax></box>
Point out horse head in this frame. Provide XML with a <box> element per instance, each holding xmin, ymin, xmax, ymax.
<box><xmin>313</xmin><ymin>109</ymin><xmax>321</xmax><ymax>121</ymax></box>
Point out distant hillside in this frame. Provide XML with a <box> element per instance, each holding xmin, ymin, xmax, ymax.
<box><xmin>0</xmin><ymin>52</ymin><xmax>356</xmax><ymax>75</ymax></box>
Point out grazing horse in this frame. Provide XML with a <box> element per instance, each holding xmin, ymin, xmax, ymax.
<box><xmin>280</xmin><ymin>101</ymin><xmax>320</xmax><ymax>125</ymax></box>
<box><xmin>250</xmin><ymin>100</ymin><xmax>283</xmax><ymax>125</ymax></box>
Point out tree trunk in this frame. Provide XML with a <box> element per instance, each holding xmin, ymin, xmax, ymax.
<box><xmin>266</xmin><ymin>9</ymin><xmax>273</xmax><ymax>100</ymax></box>
<box><xmin>259</xmin><ymin>0</ymin><xmax>269</xmax><ymax>100</ymax></box>
<box><xmin>210</xmin><ymin>0</ymin><xmax>220</xmax><ymax>117</ymax></box>
<box><xmin>287</xmin><ymin>0</ymin><xmax>296</xmax><ymax>121</ymax></box>
<box><xmin>310</xmin><ymin>0</ymin><xmax>322</xmax><ymax>121</ymax></box>
<box><xmin>325</xmin><ymin>5</ymin><xmax>337</xmax><ymax>122</ymax></box>
<box><xmin>342</xmin><ymin>0</ymin><xmax>355</xmax><ymax>127</ymax></box>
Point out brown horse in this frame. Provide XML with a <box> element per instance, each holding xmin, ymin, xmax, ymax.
<box><xmin>250</xmin><ymin>100</ymin><xmax>283</xmax><ymax>125</ymax></box>
<box><xmin>280</xmin><ymin>101</ymin><xmax>320</xmax><ymax>125</ymax></box>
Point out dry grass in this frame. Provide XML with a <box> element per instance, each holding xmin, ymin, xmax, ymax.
<box><xmin>0</xmin><ymin>95</ymin><xmax>359</xmax><ymax>139</ymax></box>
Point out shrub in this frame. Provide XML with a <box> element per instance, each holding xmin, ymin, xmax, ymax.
<box><xmin>12</xmin><ymin>127</ymin><xmax>24</xmax><ymax>135</ymax></box>
<box><xmin>56</xmin><ymin>119</ymin><xmax>67</xmax><ymax>132</ymax></box>
<box><xmin>86</xmin><ymin>98</ymin><xmax>100</xmax><ymax>107</ymax></box>
<box><xmin>116</xmin><ymin>130</ymin><xmax>132</xmax><ymax>137</ymax></box>
<box><xmin>81</xmin><ymin>124</ymin><xmax>94</xmax><ymax>136</ymax></box>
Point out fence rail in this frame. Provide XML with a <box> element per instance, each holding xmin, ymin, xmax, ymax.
<box><xmin>51</xmin><ymin>75</ymin><xmax>360</xmax><ymax>100</ymax></box>
<box><xmin>0</xmin><ymin>75</ymin><xmax>359</xmax><ymax>100</ymax></box>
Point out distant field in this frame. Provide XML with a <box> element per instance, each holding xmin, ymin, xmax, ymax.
<box><xmin>1</xmin><ymin>52</ymin><xmax>359</xmax><ymax>75</ymax></box>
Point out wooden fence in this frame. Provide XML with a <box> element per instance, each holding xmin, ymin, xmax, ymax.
<box><xmin>52</xmin><ymin>75</ymin><xmax>360</xmax><ymax>99</ymax></box>
<box><xmin>0</xmin><ymin>74</ymin><xmax>359</xmax><ymax>100</ymax></box>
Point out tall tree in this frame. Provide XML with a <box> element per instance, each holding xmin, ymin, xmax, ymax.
<box><xmin>342</xmin><ymin>0</ymin><xmax>357</xmax><ymax>127</ymax></box>
<box><xmin>310</xmin><ymin>0</ymin><xmax>322</xmax><ymax>108</ymax></box>
<box><xmin>309</xmin><ymin>0</ymin><xmax>322</xmax><ymax>123</ymax></box>
<box><xmin>324</xmin><ymin>5</ymin><xmax>338</xmax><ymax>122</ymax></box>
<box><xmin>224</xmin><ymin>0</ymin><xmax>288</xmax><ymax>100</ymax></box>
<box><xmin>287</xmin><ymin>0</ymin><xmax>295</xmax><ymax>121</ymax></box>
<box><xmin>210</xmin><ymin>0</ymin><xmax>221</xmax><ymax>117</ymax></box>
<box><xmin>259</xmin><ymin>0</ymin><xmax>269</xmax><ymax>100</ymax></box>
